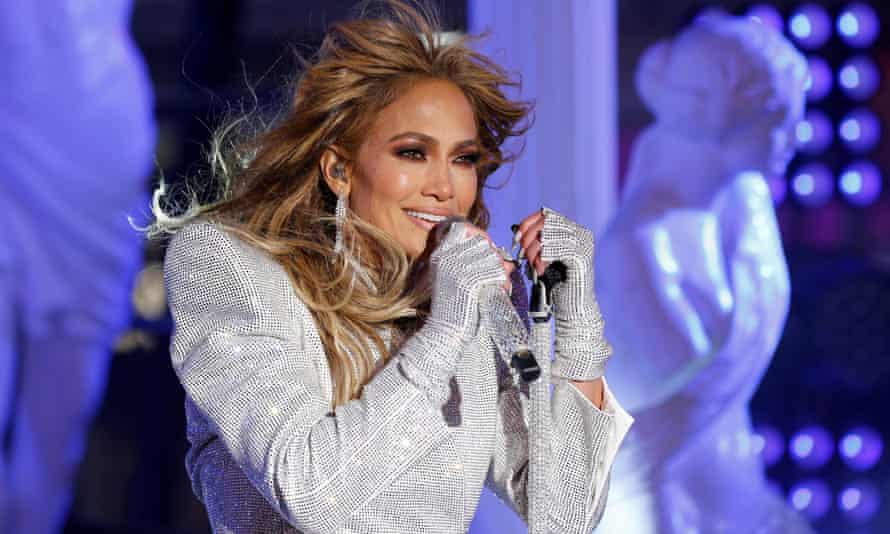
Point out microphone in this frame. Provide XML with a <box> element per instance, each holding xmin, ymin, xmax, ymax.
<box><xmin>432</xmin><ymin>217</ymin><xmax>544</xmax><ymax>382</ymax></box>
<box><xmin>478</xmin><ymin>283</ymin><xmax>542</xmax><ymax>382</ymax></box>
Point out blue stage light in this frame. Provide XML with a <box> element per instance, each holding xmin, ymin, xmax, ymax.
<box><xmin>754</xmin><ymin>425</ymin><xmax>784</xmax><ymax>467</ymax></box>
<box><xmin>838</xmin><ymin>56</ymin><xmax>880</xmax><ymax>100</ymax></box>
<box><xmin>791</xmin><ymin>13</ymin><xmax>813</xmax><ymax>39</ymax></box>
<box><xmin>805</xmin><ymin>56</ymin><xmax>833</xmax><ymax>101</ymax></box>
<box><xmin>839</xmin><ymin>161</ymin><xmax>882</xmax><ymax>206</ymax></box>
<box><xmin>837</xmin><ymin>3</ymin><xmax>880</xmax><ymax>48</ymax></box>
<box><xmin>790</xmin><ymin>426</ymin><xmax>834</xmax><ymax>469</ymax></box>
<box><xmin>839</xmin><ymin>108</ymin><xmax>880</xmax><ymax>152</ymax></box>
<box><xmin>789</xmin><ymin>5</ymin><xmax>832</xmax><ymax>49</ymax></box>
<box><xmin>838</xmin><ymin>481</ymin><xmax>880</xmax><ymax>522</ymax></box>
<box><xmin>796</xmin><ymin>110</ymin><xmax>833</xmax><ymax>153</ymax></box>
<box><xmin>789</xmin><ymin>479</ymin><xmax>832</xmax><ymax>520</ymax></box>
<box><xmin>792</xmin><ymin>163</ymin><xmax>834</xmax><ymax>207</ymax></box>
<box><xmin>840</xmin><ymin>426</ymin><xmax>884</xmax><ymax>470</ymax></box>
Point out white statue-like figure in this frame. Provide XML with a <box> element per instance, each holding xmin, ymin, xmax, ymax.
<box><xmin>595</xmin><ymin>12</ymin><xmax>815</xmax><ymax>533</ymax></box>
<box><xmin>0</xmin><ymin>1</ymin><xmax>155</xmax><ymax>532</ymax></box>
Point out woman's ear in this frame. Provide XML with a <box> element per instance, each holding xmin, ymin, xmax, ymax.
<box><xmin>319</xmin><ymin>147</ymin><xmax>350</xmax><ymax>196</ymax></box>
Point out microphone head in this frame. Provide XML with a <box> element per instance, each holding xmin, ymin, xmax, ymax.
<box><xmin>540</xmin><ymin>261</ymin><xmax>567</xmax><ymax>289</ymax></box>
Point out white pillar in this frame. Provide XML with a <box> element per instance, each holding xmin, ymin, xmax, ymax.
<box><xmin>466</xmin><ymin>2</ymin><xmax>618</xmax><ymax>532</ymax></box>
<box><xmin>467</xmin><ymin>0</ymin><xmax>617</xmax><ymax>249</ymax></box>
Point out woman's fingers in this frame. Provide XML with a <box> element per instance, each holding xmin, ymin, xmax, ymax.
<box><xmin>517</xmin><ymin>211</ymin><xmax>543</xmax><ymax>236</ymax></box>
<box><xmin>514</xmin><ymin>211</ymin><xmax>549</xmax><ymax>276</ymax></box>
<box><xmin>519</xmin><ymin>219</ymin><xmax>544</xmax><ymax>253</ymax></box>
<box><xmin>463</xmin><ymin>224</ymin><xmax>513</xmax><ymax>294</ymax></box>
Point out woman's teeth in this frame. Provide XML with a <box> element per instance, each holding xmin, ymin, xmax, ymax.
<box><xmin>405</xmin><ymin>210</ymin><xmax>448</xmax><ymax>223</ymax></box>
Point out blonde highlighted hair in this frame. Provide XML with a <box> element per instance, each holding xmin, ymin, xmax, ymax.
<box><xmin>142</xmin><ymin>0</ymin><xmax>531</xmax><ymax>409</ymax></box>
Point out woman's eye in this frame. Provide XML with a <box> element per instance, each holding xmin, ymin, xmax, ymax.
<box><xmin>397</xmin><ymin>148</ymin><xmax>425</xmax><ymax>160</ymax></box>
<box><xmin>456</xmin><ymin>152</ymin><xmax>481</xmax><ymax>165</ymax></box>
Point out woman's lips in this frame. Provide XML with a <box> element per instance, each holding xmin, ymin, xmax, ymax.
<box><xmin>405</xmin><ymin>211</ymin><xmax>438</xmax><ymax>231</ymax></box>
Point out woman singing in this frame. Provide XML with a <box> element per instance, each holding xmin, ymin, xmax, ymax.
<box><xmin>149</xmin><ymin>1</ymin><xmax>632</xmax><ymax>532</ymax></box>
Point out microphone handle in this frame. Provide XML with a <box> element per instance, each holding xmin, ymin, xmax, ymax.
<box><xmin>478</xmin><ymin>283</ymin><xmax>541</xmax><ymax>382</ymax></box>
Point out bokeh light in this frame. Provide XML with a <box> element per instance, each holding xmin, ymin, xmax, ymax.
<box><xmin>839</xmin><ymin>161</ymin><xmax>883</xmax><ymax>206</ymax></box>
<box><xmin>792</xmin><ymin>163</ymin><xmax>834</xmax><ymax>207</ymax></box>
<box><xmin>789</xmin><ymin>4</ymin><xmax>832</xmax><ymax>49</ymax></box>
<box><xmin>840</xmin><ymin>426</ymin><xmax>884</xmax><ymax>470</ymax></box>
<box><xmin>805</xmin><ymin>56</ymin><xmax>833</xmax><ymax>101</ymax></box>
<box><xmin>839</xmin><ymin>108</ymin><xmax>881</xmax><ymax>152</ymax></box>
<box><xmin>837</xmin><ymin>3</ymin><xmax>880</xmax><ymax>48</ymax></box>
<box><xmin>754</xmin><ymin>425</ymin><xmax>785</xmax><ymax>467</ymax></box>
<box><xmin>838</xmin><ymin>480</ymin><xmax>880</xmax><ymax>523</ymax></box>
<box><xmin>796</xmin><ymin>109</ymin><xmax>833</xmax><ymax>153</ymax></box>
<box><xmin>790</xmin><ymin>426</ymin><xmax>834</xmax><ymax>469</ymax></box>
<box><xmin>132</xmin><ymin>263</ymin><xmax>167</xmax><ymax>320</ymax></box>
<box><xmin>789</xmin><ymin>479</ymin><xmax>832</xmax><ymax>520</ymax></box>
<box><xmin>838</xmin><ymin>56</ymin><xmax>880</xmax><ymax>100</ymax></box>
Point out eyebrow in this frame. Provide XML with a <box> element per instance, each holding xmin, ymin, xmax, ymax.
<box><xmin>387</xmin><ymin>131</ymin><xmax>479</xmax><ymax>151</ymax></box>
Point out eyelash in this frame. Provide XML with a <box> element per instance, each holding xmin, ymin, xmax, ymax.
<box><xmin>397</xmin><ymin>148</ymin><xmax>480</xmax><ymax>165</ymax></box>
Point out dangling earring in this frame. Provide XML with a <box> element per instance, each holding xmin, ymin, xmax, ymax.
<box><xmin>330</xmin><ymin>163</ymin><xmax>375</xmax><ymax>290</ymax></box>
<box><xmin>333</xmin><ymin>164</ymin><xmax>347</xmax><ymax>253</ymax></box>
<box><xmin>334</xmin><ymin>193</ymin><xmax>348</xmax><ymax>253</ymax></box>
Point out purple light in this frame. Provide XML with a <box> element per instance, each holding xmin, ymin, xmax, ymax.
<box><xmin>839</xmin><ymin>108</ymin><xmax>881</xmax><ymax>152</ymax></box>
<box><xmin>767</xmin><ymin>175</ymin><xmax>788</xmax><ymax>205</ymax></box>
<box><xmin>790</xmin><ymin>426</ymin><xmax>834</xmax><ymax>469</ymax></box>
<box><xmin>789</xmin><ymin>5</ymin><xmax>832</xmax><ymax>49</ymax></box>
<box><xmin>754</xmin><ymin>425</ymin><xmax>784</xmax><ymax>467</ymax></box>
<box><xmin>837</xmin><ymin>3</ymin><xmax>880</xmax><ymax>48</ymax></box>
<box><xmin>747</xmin><ymin>5</ymin><xmax>784</xmax><ymax>33</ymax></box>
<box><xmin>839</xmin><ymin>161</ymin><xmax>882</xmax><ymax>206</ymax></box>
<box><xmin>838</xmin><ymin>481</ymin><xmax>880</xmax><ymax>522</ymax></box>
<box><xmin>792</xmin><ymin>163</ymin><xmax>834</xmax><ymax>207</ymax></box>
<box><xmin>838</xmin><ymin>56</ymin><xmax>880</xmax><ymax>100</ymax></box>
<box><xmin>796</xmin><ymin>110</ymin><xmax>833</xmax><ymax>153</ymax></box>
<box><xmin>789</xmin><ymin>479</ymin><xmax>832</xmax><ymax>520</ymax></box>
<box><xmin>840</xmin><ymin>426</ymin><xmax>884</xmax><ymax>470</ymax></box>
<box><xmin>805</xmin><ymin>56</ymin><xmax>833</xmax><ymax>101</ymax></box>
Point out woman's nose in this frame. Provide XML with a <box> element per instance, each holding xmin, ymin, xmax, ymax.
<box><xmin>423</xmin><ymin>164</ymin><xmax>454</xmax><ymax>201</ymax></box>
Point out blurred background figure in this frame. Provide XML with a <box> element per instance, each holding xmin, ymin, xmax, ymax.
<box><xmin>0</xmin><ymin>0</ymin><xmax>156</xmax><ymax>532</ymax></box>
<box><xmin>595</xmin><ymin>11</ymin><xmax>814</xmax><ymax>533</ymax></box>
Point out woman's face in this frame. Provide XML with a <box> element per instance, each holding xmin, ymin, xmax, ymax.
<box><xmin>349</xmin><ymin>78</ymin><xmax>481</xmax><ymax>260</ymax></box>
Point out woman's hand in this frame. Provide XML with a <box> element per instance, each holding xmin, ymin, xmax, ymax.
<box><xmin>461</xmin><ymin>224</ymin><xmax>515</xmax><ymax>295</ymax></box>
<box><xmin>514</xmin><ymin>210</ymin><xmax>548</xmax><ymax>277</ymax></box>
<box><xmin>417</xmin><ymin>218</ymin><xmax>515</xmax><ymax>296</ymax></box>
<box><xmin>396</xmin><ymin>219</ymin><xmax>516</xmax><ymax>405</ymax></box>
<box><xmin>412</xmin><ymin>219</ymin><xmax>515</xmax><ymax>345</ymax></box>
<box><xmin>515</xmin><ymin>207</ymin><xmax>612</xmax><ymax>381</ymax></box>
<box><xmin>515</xmin><ymin>207</ymin><xmax>593</xmax><ymax>301</ymax></box>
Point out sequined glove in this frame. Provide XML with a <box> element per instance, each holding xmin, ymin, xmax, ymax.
<box><xmin>398</xmin><ymin>221</ymin><xmax>508</xmax><ymax>404</ymax></box>
<box><xmin>540</xmin><ymin>206</ymin><xmax>613</xmax><ymax>381</ymax></box>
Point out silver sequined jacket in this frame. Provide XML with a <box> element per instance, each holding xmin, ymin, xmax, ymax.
<box><xmin>164</xmin><ymin>220</ymin><xmax>634</xmax><ymax>533</ymax></box>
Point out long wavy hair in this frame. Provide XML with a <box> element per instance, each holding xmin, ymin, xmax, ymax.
<box><xmin>143</xmin><ymin>0</ymin><xmax>531</xmax><ymax>409</ymax></box>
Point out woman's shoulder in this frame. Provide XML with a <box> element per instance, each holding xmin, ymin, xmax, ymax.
<box><xmin>163</xmin><ymin>218</ymin><xmax>322</xmax><ymax>339</ymax></box>
<box><xmin>163</xmin><ymin>218</ymin><xmax>300</xmax><ymax>310</ymax></box>
<box><xmin>165</xmin><ymin>218</ymin><xmax>280</xmax><ymax>275</ymax></box>
<box><xmin>167</xmin><ymin>218</ymin><xmax>247</xmax><ymax>255</ymax></box>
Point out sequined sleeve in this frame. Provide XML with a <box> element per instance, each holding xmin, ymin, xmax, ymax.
<box><xmin>485</xmin><ymin>366</ymin><xmax>634</xmax><ymax>532</ymax></box>
<box><xmin>164</xmin><ymin>221</ymin><xmax>456</xmax><ymax>532</ymax></box>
